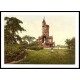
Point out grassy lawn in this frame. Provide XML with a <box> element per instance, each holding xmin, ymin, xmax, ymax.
<box><xmin>17</xmin><ymin>49</ymin><xmax>75</xmax><ymax>64</ymax></box>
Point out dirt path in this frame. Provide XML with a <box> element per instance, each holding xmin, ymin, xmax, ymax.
<box><xmin>8</xmin><ymin>56</ymin><xmax>26</xmax><ymax>64</ymax></box>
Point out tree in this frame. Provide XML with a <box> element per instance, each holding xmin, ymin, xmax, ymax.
<box><xmin>4</xmin><ymin>17</ymin><xmax>26</xmax><ymax>44</ymax></box>
<box><xmin>70</xmin><ymin>37</ymin><xmax>75</xmax><ymax>49</ymax></box>
<box><xmin>65</xmin><ymin>37</ymin><xmax>75</xmax><ymax>49</ymax></box>
<box><xmin>22</xmin><ymin>35</ymin><xmax>36</xmax><ymax>44</ymax></box>
<box><xmin>65</xmin><ymin>39</ymin><xmax>71</xmax><ymax>49</ymax></box>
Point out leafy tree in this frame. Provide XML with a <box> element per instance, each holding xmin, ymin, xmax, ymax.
<box><xmin>22</xmin><ymin>35</ymin><xmax>43</xmax><ymax>50</ymax></box>
<box><xmin>4</xmin><ymin>17</ymin><xmax>26</xmax><ymax>44</ymax></box>
<box><xmin>65</xmin><ymin>39</ymin><xmax>71</xmax><ymax>49</ymax></box>
<box><xmin>70</xmin><ymin>37</ymin><xmax>75</xmax><ymax>49</ymax></box>
<box><xmin>22</xmin><ymin>35</ymin><xmax>36</xmax><ymax>44</ymax></box>
<box><xmin>65</xmin><ymin>37</ymin><xmax>75</xmax><ymax>49</ymax></box>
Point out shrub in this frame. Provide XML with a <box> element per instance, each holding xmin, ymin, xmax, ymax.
<box><xmin>27</xmin><ymin>45</ymin><xmax>43</xmax><ymax>50</ymax></box>
<box><xmin>25</xmin><ymin>41</ymin><xmax>43</xmax><ymax>50</ymax></box>
<box><xmin>4</xmin><ymin>44</ymin><xmax>27</xmax><ymax>63</ymax></box>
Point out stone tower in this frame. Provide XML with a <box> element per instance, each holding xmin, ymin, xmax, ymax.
<box><xmin>38</xmin><ymin>18</ymin><xmax>55</xmax><ymax>48</ymax></box>
<box><xmin>42</xmin><ymin>18</ymin><xmax>49</xmax><ymax>37</ymax></box>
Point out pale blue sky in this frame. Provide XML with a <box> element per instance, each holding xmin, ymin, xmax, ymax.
<box><xmin>4</xmin><ymin>13</ymin><xmax>76</xmax><ymax>45</ymax></box>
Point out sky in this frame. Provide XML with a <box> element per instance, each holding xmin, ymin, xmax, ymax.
<box><xmin>3</xmin><ymin>12</ymin><xmax>77</xmax><ymax>45</ymax></box>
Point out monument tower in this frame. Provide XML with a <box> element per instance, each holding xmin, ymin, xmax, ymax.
<box><xmin>38</xmin><ymin>18</ymin><xmax>55</xmax><ymax>48</ymax></box>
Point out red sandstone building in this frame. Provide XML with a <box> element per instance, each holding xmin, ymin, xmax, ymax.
<box><xmin>38</xmin><ymin>18</ymin><xmax>55</xmax><ymax>48</ymax></box>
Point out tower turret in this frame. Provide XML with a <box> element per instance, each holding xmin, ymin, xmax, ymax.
<box><xmin>42</xmin><ymin>17</ymin><xmax>46</xmax><ymax>26</ymax></box>
<box><xmin>42</xmin><ymin>18</ymin><xmax>49</xmax><ymax>37</ymax></box>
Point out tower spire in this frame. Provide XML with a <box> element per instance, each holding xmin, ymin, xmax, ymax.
<box><xmin>43</xmin><ymin>17</ymin><xmax>45</xmax><ymax>21</ymax></box>
<box><xmin>43</xmin><ymin>17</ymin><xmax>45</xmax><ymax>22</ymax></box>
<box><xmin>42</xmin><ymin>17</ymin><xmax>46</xmax><ymax>26</ymax></box>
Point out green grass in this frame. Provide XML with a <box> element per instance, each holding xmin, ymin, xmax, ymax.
<box><xmin>17</xmin><ymin>49</ymin><xmax>75</xmax><ymax>64</ymax></box>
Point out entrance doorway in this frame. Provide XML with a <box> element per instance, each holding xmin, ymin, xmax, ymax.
<box><xmin>42</xmin><ymin>36</ymin><xmax>46</xmax><ymax>43</ymax></box>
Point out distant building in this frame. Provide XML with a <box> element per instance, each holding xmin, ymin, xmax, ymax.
<box><xmin>37</xmin><ymin>18</ymin><xmax>55</xmax><ymax>48</ymax></box>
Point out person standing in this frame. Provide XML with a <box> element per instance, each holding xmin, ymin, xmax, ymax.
<box><xmin>51</xmin><ymin>47</ymin><xmax>54</xmax><ymax>53</ymax></box>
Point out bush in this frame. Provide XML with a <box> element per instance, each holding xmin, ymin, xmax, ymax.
<box><xmin>28</xmin><ymin>45</ymin><xmax>43</xmax><ymax>50</ymax></box>
<box><xmin>4</xmin><ymin>44</ymin><xmax>27</xmax><ymax>63</ymax></box>
<box><xmin>26</xmin><ymin>41</ymin><xmax>43</xmax><ymax>50</ymax></box>
<box><xmin>20</xmin><ymin>41</ymin><xmax>28</xmax><ymax>49</ymax></box>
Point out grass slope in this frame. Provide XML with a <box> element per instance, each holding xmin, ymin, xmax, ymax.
<box><xmin>17</xmin><ymin>49</ymin><xmax>75</xmax><ymax>64</ymax></box>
